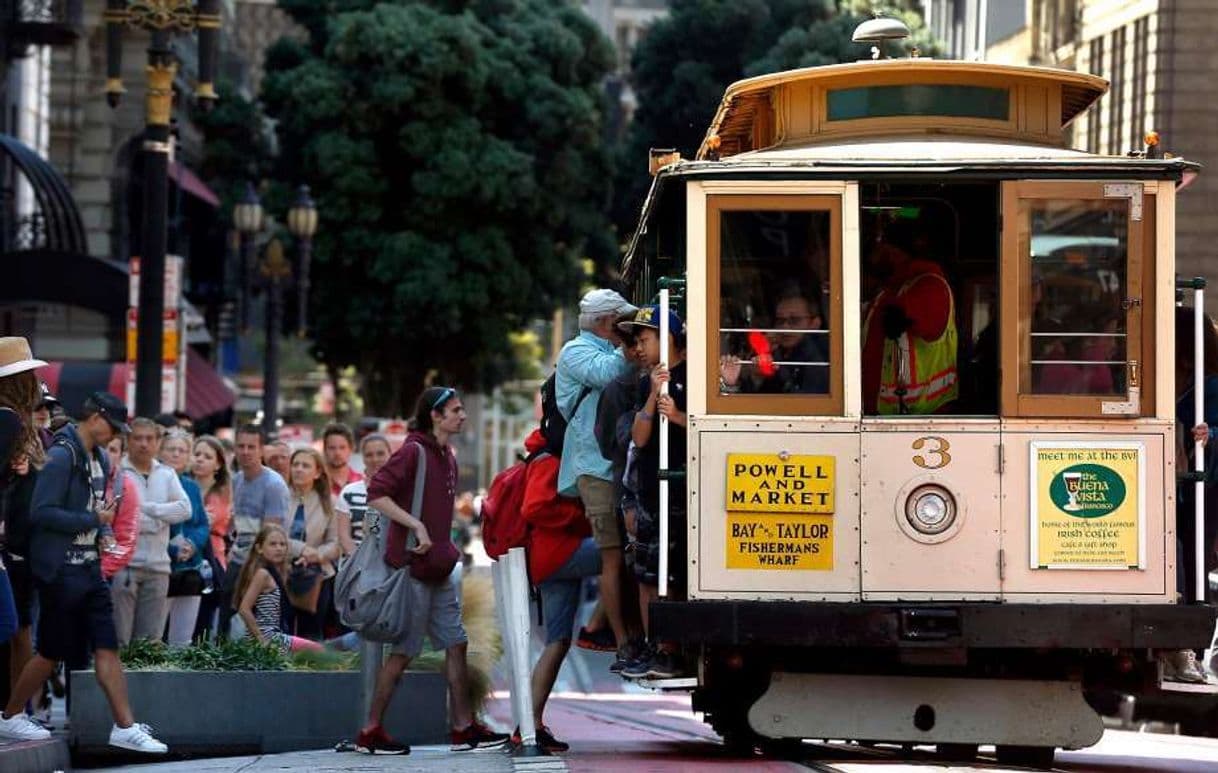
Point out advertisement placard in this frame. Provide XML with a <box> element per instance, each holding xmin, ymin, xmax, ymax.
<box><xmin>1029</xmin><ymin>442</ymin><xmax>1145</xmax><ymax>570</ymax></box>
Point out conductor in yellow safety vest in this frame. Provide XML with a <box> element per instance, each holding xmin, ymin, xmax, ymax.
<box><xmin>861</xmin><ymin>226</ymin><xmax>958</xmax><ymax>415</ymax></box>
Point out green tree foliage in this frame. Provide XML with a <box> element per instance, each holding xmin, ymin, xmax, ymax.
<box><xmin>262</xmin><ymin>1</ymin><xmax>615</xmax><ymax>414</ymax></box>
<box><xmin>192</xmin><ymin>81</ymin><xmax>275</xmax><ymax>214</ymax></box>
<box><xmin>613</xmin><ymin>0</ymin><xmax>940</xmax><ymax>235</ymax></box>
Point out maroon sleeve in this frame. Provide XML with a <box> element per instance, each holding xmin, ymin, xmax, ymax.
<box><xmin>367</xmin><ymin>442</ymin><xmax>418</xmax><ymax>507</ymax></box>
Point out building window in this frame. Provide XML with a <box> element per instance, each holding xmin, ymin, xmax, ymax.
<box><xmin>1107</xmin><ymin>27</ymin><xmax>1126</xmax><ymax>155</ymax></box>
<box><xmin>1131</xmin><ymin>17</ymin><xmax>1149</xmax><ymax>143</ymax></box>
<box><xmin>1087</xmin><ymin>36</ymin><xmax>1103</xmax><ymax>154</ymax></box>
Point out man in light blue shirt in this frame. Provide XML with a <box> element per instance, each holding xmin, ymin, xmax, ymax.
<box><xmin>556</xmin><ymin>288</ymin><xmax>636</xmax><ymax>671</ymax></box>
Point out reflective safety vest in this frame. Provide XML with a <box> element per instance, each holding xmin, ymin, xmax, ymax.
<box><xmin>867</xmin><ymin>273</ymin><xmax>958</xmax><ymax>415</ymax></box>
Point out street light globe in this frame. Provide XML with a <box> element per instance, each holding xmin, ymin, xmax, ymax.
<box><xmin>233</xmin><ymin>181</ymin><xmax>263</xmax><ymax>235</ymax></box>
<box><xmin>287</xmin><ymin>184</ymin><xmax>318</xmax><ymax>239</ymax></box>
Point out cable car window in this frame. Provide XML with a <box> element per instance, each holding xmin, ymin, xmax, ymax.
<box><xmin>1026</xmin><ymin>200</ymin><xmax>1128</xmax><ymax>396</ymax></box>
<box><xmin>1002</xmin><ymin>181</ymin><xmax>1148</xmax><ymax>418</ymax></box>
<box><xmin>827</xmin><ymin>85</ymin><xmax>1010</xmax><ymax>122</ymax></box>
<box><xmin>709</xmin><ymin>195</ymin><xmax>843</xmax><ymax>416</ymax></box>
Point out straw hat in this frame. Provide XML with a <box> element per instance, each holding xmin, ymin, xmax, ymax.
<box><xmin>0</xmin><ymin>337</ymin><xmax>47</xmax><ymax>379</ymax></box>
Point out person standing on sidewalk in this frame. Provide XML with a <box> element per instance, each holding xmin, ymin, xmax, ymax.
<box><xmin>112</xmin><ymin>418</ymin><xmax>190</xmax><ymax>645</ymax></box>
<box><xmin>359</xmin><ymin>387</ymin><xmax>509</xmax><ymax>755</ymax></box>
<box><xmin>159</xmin><ymin>428</ymin><xmax>210</xmax><ymax>646</ymax></box>
<box><xmin>323</xmin><ymin>423</ymin><xmax>363</xmax><ymax>497</ymax></box>
<box><xmin>218</xmin><ymin>426</ymin><xmax>291</xmax><ymax>639</ymax></box>
<box><xmin>0</xmin><ymin>392</ymin><xmax>167</xmax><ymax>753</ymax></box>
<box><xmin>556</xmin><ymin>289</ymin><xmax>638</xmax><ymax>671</ymax></box>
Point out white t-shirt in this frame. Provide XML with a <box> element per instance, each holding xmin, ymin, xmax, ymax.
<box><xmin>74</xmin><ymin>458</ymin><xmax>105</xmax><ymax>546</ymax></box>
<box><xmin>335</xmin><ymin>480</ymin><xmax>379</xmax><ymax>549</ymax></box>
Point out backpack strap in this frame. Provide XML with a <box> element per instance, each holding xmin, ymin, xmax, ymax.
<box><xmin>409</xmin><ymin>441</ymin><xmax>427</xmax><ymax>526</ymax></box>
<box><xmin>569</xmin><ymin>385</ymin><xmax>592</xmax><ymax>420</ymax></box>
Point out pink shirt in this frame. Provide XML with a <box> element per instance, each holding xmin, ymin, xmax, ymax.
<box><xmin>101</xmin><ymin>470</ymin><xmax>140</xmax><ymax>579</ymax></box>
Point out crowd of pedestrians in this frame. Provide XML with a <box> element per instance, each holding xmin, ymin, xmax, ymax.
<box><xmin>0</xmin><ymin>289</ymin><xmax>693</xmax><ymax>757</ymax></box>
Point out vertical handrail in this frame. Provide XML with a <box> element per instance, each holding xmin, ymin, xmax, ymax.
<box><xmin>658</xmin><ymin>288</ymin><xmax>670</xmax><ymax>598</ymax></box>
<box><xmin>1195</xmin><ymin>288</ymin><xmax>1206</xmax><ymax>603</ymax></box>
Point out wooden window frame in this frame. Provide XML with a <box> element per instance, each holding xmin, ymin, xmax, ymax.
<box><xmin>706</xmin><ymin>194</ymin><xmax>843</xmax><ymax>416</ymax></box>
<box><xmin>1000</xmin><ymin>181</ymin><xmax>1151</xmax><ymax>418</ymax></box>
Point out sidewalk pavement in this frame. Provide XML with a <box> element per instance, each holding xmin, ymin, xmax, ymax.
<box><xmin>90</xmin><ymin>745</ymin><xmax>569</xmax><ymax>772</ymax></box>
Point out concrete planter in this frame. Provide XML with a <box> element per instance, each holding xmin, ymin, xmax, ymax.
<box><xmin>69</xmin><ymin>669</ymin><xmax>448</xmax><ymax>753</ymax></box>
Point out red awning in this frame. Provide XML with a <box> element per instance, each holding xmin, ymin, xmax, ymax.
<box><xmin>38</xmin><ymin>349</ymin><xmax>234</xmax><ymax>420</ymax></box>
<box><xmin>169</xmin><ymin>162</ymin><xmax>220</xmax><ymax>208</ymax></box>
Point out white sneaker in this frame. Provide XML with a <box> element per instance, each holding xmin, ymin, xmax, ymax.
<box><xmin>0</xmin><ymin>711</ymin><xmax>52</xmax><ymax>741</ymax></box>
<box><xmin>108</xmin><ymin>722</ymin><xmax>168</xmax><ymax>754</ymax></box>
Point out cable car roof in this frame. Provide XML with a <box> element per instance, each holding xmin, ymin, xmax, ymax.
<box><xmin>697</xmin><ymin>59</ymin><xmax>1111</xmax><ymax>160</ymax></box>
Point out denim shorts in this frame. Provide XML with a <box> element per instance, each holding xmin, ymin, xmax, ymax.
<box><xmin>538</xmin><ymin>538</ymin><xmax>602</xmax><ymax>645</ymax></box>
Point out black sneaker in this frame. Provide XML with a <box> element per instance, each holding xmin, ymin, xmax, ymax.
<box><xmin>620</xmin><ymin>652</ymin><xmax>655</xmax><ymax>680</ymax></box>
<box><xmin>646</xmin><ymin>651</ymin><xmax>685</xmax><ymax>679</ymax></box>
<box><xmin>575</xmin><ymin>626</ymin><xmax>616</xmax><ymax>652</ymax></box>
<box><xmin>610</xmin><ymin>640</ymin><xmax>647</xmax><ymax>674</ymax></box>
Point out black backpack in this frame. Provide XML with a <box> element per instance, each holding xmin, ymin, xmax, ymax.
<box><xmin>539</xmin><ymin>372</ymin><xmax>590</xmax><ymax>457</ymax></box>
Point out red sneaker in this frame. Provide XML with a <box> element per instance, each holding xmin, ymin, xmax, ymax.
<box><xmin>451</xmin><ymin>719</ymin><xmax>510</xmax><ymax>750</ymax></box>
<box><xmin>355</xmin><ymin>724</ymin><xmax>409</xmax><ymax>755</ymax></box>
<box><xmin>511</xmin><ymin>725</ymin><xmax>570</xmax><ymax>753</ymax></box>
<box><xmin>575</xmin><ymin>626</ymin><xmax>617</xmax><ymax>652</ymax></box>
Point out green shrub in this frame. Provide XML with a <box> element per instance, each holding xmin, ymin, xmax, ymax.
<box><xmin>119</xmin><ymin>637</ymin><xmax>289</xmax><ymax>672</ymax></box>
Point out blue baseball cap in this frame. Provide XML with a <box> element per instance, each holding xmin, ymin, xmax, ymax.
<box><xmin>617</xmin><ymin>305</ymin><xmax>685</xmax><ymax>338</ymax></box>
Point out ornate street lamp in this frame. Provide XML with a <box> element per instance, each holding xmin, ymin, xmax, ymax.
<box><xmin>104</xmin><ymin>0</ymin><xmax>221</xmax><ymax>416</ymax></box>
<box><xmin>286</xmin><ymin>185</ymin><xmax>318</xmax><ymax>337</ymax></box>
<box><xmin>233</xmin><ymin>181</ymin><xmax>263</xmax><ymax>331</ymax></box>
<box><xmin>259</xmin><ymin>238</ymin><xmax>292</xmax><ymax>439</ymax></box>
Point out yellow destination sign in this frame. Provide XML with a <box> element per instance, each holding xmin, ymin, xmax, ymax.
<box><xmin>726</xmin><ymin>453</ymin><xmax>834</xmax><ymax>514</ymax></box>
<box><xmin>726</xmin><ymin>514</ymin><xmax>833</xmax><ymax>570</ymax></box>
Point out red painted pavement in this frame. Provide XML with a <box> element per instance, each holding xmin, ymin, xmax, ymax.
<box><xmin>487</xmin><ymin>691</ymin><xmax>805</xmax><ymax>772</ymax></box>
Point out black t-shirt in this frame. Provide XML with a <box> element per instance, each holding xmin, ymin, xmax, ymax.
<box><xmin>634</xmin><ymin>361</ymin><xmax>687</xmax><ymax>516</ymax></box>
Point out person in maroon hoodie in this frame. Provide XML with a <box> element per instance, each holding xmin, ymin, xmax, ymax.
<box><xmin>359</xmin><ymin>386</ymin><xmax>509</xmax><ymax>755</ymax></box>
<box><xmin>514</xmin><ymin>428</ymin><xmax>599</xmax><ymax>752</ymax></box>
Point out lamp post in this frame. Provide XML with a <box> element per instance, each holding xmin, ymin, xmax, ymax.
<box><xmin>233</xmin><ymin>181</ymin><xmax>263</xmax><ymax>331</ymax></box>
<box><xmin>104</xmin><ymin>0</ymin><xmax>221</xmax><ymax>417</ymax></box>
<box><xmin>260</xmin><ymin>239</ymin><xmax>291</xmax><ymax>439</ymax></box>
<box><xmin>286</xmin><ymin>185</ymin><xmax>318</xmax><ymax>337</ymax></box>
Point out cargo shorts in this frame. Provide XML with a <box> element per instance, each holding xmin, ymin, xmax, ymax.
<box><xmin>577</xmin><ymin>475</ymin><xmax>621</xmax><ymax>550</ymax></box>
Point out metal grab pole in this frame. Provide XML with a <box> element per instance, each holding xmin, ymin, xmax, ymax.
<box><xmin>1195</xmin><ymin>290</ymin><xmax>1206</xmax><ymax>603</ymax></box>
<box><xmin>659</xmin><ymin>289</ymin><xmax>670</xmax><ymax>598</ymax></box>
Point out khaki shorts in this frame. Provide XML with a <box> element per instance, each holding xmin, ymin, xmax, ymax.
<box><xmin>577</xmin><ymin>475</ymin><xmax>621</xmax><ymax>550</ymax></box>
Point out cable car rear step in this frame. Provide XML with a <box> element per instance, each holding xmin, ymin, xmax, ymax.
<box><xmin>747</xmin><ymin>672</ymin><xmax>1103</xmax><ymax>749</ymax></box>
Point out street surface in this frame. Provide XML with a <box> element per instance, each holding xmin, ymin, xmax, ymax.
<box><xmin>77</xmin><ymin>552</ymin><xmax>1218</xmax><ymax>771</ymax></box>
<box><xmin>85</xmin><ymin>643</ymin><xmax>1218</xmax><ymax>772</ymax></box>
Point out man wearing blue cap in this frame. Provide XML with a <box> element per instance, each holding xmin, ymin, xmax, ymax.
<box><xmin>616</xmin><ymin>306</ymin><xmax>689</xmax><ymax>680</ymax></box>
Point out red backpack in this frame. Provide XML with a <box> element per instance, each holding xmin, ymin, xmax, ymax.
<box><xmin>481</xmin><ymin>451</ymin><xmax>541</xmax><ymax>560</ymax></box>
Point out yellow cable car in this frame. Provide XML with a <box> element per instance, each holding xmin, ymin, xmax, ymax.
<box><xmin>624</xmin><ymin>20</ymin><xmax>1213</xmax><ymax>768</ymax></box>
